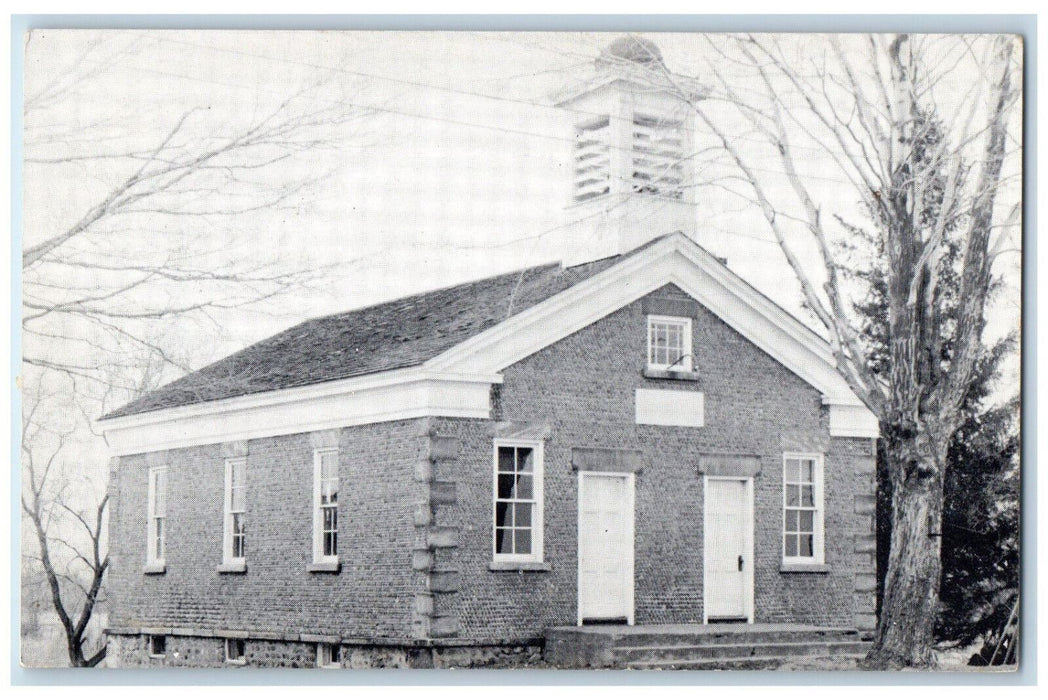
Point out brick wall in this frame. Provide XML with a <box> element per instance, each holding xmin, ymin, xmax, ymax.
<box><xmin>108</xmin><ymin>420</ymin><xmax>425</xmax><ymax>642</ymax></box>
<box><xmin>107</xmin><ymin>282</ymin><xmax>876</xmax><ymax>664</ymax></box>
<box><xmin>430</xmin><ymin>284</ymin><xmax>876</xmax><ymax>640</ymax></box>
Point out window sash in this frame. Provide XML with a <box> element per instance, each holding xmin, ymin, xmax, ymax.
<box><xmin>492</xmin><ymin>441</ymin><xmax>543</xmax><ymax>562</ymax></box>
<box><xmin>313</xmin><ymin>449</ymin><xmax>339</xmax><ymax>563</ymax></box>
<box><xmin>647</xmin><ymin>315</ymin><xmax>691</xmax><ymax>371</ymax></box>
<box><xmin>147</xmin><ymin>467</ymin><xmax>168</xmax><ymax>564</ymax></box>
<box><xmin>321</xmin><ymin>503</ymin><xmax>338</xmax><ymax>557</ymax></box>
<box><xmin>782</xmin><ymin>455</ymin><xmax>823</xmax><ymax>563</ymax></box>
<box><xmin>224</xmin><ymin>458</ymin><xmax>247</xmax><ymax>563</ymax></box>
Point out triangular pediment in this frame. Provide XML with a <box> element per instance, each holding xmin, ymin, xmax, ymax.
<box><xmin>427</xmin><ymin>233</ymin><xmax>877</xmax><ymax>437</ymax></box>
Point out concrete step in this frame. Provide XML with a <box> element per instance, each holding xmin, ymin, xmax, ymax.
<box><xmin>614</xmin><ymin>640</ymin><xmax>872</xmax><ymax>663</ymax></box>
<box><xmin>543</xmin><ymin>625</ymin><xmax>875</xmax><ymax>669</ymax></box>
<box><xmin>601</xmin><ymin>627</ymin><xmax>867</xmax><ymax>648</ymax></box>
<box><xmin>625</xmin><ymin>652</ymin><xmax>869</xmax><ymax>671</ymax></box>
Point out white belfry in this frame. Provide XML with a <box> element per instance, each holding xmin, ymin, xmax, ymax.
<box><xmin>552</xmin><ymin>36</ymin><xmax>707</xmax><ymax>266</ymax></box>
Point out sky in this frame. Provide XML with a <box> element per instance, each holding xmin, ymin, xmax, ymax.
<box><xmin>21</xmin><ymin>32</ymin><xmax>852</xmax><ymax>343</ymax></box>
<box><xmin>21</xmin><ymin>29</ymin><xmax>1023</xmax><ymax>493</ymax></box>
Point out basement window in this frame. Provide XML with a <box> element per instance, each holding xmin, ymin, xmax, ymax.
<box><xmin>317</xmin><ymin>642</ymin><xmax>341</xmax><ymax>669</ymax></box>
<box><xmin>225</xmin><ymin>638</ymin><xmax>246</xmax><ymax>665</ymax></box>
<box><xmin>149</xmin><ymin>634</ymin><xmax>166</xmax><ymax>658</ymax></box>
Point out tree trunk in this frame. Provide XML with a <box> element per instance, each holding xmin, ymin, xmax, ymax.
<box><xmin>867</xmin><ymin>422</ymin><xmax>947</xmax><ymax>667</ymax></box>
<box><xmin>68</xmin><ymin>636</ymin><xmax>86</xmax><ymax>667</ymax></box>
<box><xmin>66</xmin><ymin>638</ymin><xmax>106</xmax><ymax>667</ymax></box>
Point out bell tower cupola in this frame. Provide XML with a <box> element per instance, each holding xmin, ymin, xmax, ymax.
<box><xmin>552</xmin><ymin>36</ymin><xmax>707</xmax><ymax>266</ymax></box>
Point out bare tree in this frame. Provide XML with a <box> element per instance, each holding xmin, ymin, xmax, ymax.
<box><xmin>618</xmin><ymin>33</ymin><xmax>1021</xmax><ymax>666</ymax></box>
<box><xmin>20</xmin><ymin>31</ymin><xmax>378</xmax><ymax>665</ymax></box>
<box><xmin>22</xmin><ymin>31</ymin><xmax>375</xmax><ymax>399</ymax></box>
<box><xmin>21</xmin><ymin>383</ymin><xmax>109</xmax><ymax>667</ymax></box>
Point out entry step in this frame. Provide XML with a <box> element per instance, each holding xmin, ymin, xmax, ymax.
<box><xmin>544</xmin><ymin>624</ymin><xmax>874</xmax><ymax>669</ymax></box>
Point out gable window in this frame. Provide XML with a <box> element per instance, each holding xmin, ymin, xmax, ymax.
<box><xmin>313</xmin><ymin>448</ymin><xmax>339</xmax><ymax>565</ymax></box>
<box><xmin>146</xmin><ymin>466</ymin><xmax>168</xmax><ymax>568</ymax></box>
<box><xmin>224</xmin><ymin>638</ymin><xmax>246</xmax><ymax>665</ymax></box>
<box><xmin>783</xmin><ymin>454</ymin><xmax>824</xmax><ymax>564</ymax></box>
<box><xmin>493</xmin><ymin>441</ymin><xmax>544</xmax><ymax>563</ymax></box>
<box><xmin>223</xmin><ymin>458</ymin><xmax>247</xmax><ymax>566</ymax></box>
<box><xmin>317</xmin><ymin>642</ymin><xmax>341</xmax><ymax>669</ymax></box>
<box><xmin>647</xmin><ymin>315</ymin><xmax>692</xmax><ymax>372</ymax></box>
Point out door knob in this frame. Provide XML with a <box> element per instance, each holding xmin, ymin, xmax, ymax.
<box><xmin>738</xmin><ymin>555</ymin><xmax>744</xmax><ymax>571</ymax></box>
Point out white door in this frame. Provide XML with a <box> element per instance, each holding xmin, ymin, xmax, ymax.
<box><xmin>704</xmin><ymin>478</ymin><xmax>753</xmax><ymax>621</ymax></box>
<box><xmin>578</xmin><ymin>472</ymin><xmax>635</xmax><ymax>623</ymax></box>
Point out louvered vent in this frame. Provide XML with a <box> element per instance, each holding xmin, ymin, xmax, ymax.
<box><xmin>631</xmin><ymin>114</ymin><xmax>684</xmax><ymax>199</ymax></box>
<box><xmin>573</xmin><ymin>116</ymin><xmax>611</xmax><ymax>203</ymax></box>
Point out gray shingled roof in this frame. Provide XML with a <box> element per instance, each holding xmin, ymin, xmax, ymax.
<box><xmin>103</xmin><ymin>253</ymin><xmax>625</xmax><ymax>420</ymax></box>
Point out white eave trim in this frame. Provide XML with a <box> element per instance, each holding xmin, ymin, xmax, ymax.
<box><xmin>97</xmin><ymin>367</ymin><xmax>499</xmax><ymax>455</ymax></box>
<box><xmin>98</xmin><ymin>367</ymin><xmax>501</xmax><ymax>431</ymax></box>
<box><xmin>828</xmin><ymin>403</ymin><xmax>881</xmax><ymax>439</ymax></box>
<box><xmin>99</xmin><ymin>232</ymin><xmax>882</xmax><ymax>453</ymax></box>
<box><xmin>551</xmin><ymin>73</ymin><xmax>708</xmax><ymax>107</ymax></box>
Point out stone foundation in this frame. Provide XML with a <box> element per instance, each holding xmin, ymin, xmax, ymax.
<box><xmin>106</xmin><ymin>632</ymin><xmax>542</xmax><ymax>669</ymax></box>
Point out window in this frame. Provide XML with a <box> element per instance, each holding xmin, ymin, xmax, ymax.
<box><xmin>313</xmin><ymin>449</ymin><xmax>339</xmax><ymax>564</ymax></box>
<box><xmin>783</xmin><ymin>454</ymin><xmax>824</xmax><ymax>564</ymax></box>
<box><xmin>223</xmin><ymin>458</ymin><xmax>247</xmax><ymax>565</ymax></box>
<box><xmin>493</xmin><ymin>441</ymin><xmax>544</xmax><ymax>563</ymax></box>
<box><xmin>647</xmin><ymin>315</ymin><xmax>692</xmax><ymax>371</ymax></box>
<box><xmin>149</xmin><ymin>634</ymin><xmax>166</xmax><ymax>658</ymax></box>
<box><xmin>317</xmin><ymin>642</ymin><xmax>341</xmax><ymax>669</ymax></box>
<box><xmin>225</xmin><ymin>638</ymin><xmax>246</xmax><ymax>665</ymax></box>
<box><xmin>146</xmin><ymin>466</ymin><xmax>168</xmax><ymax>566</ymax></box>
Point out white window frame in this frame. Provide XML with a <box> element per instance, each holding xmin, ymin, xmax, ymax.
<box><xmin>223</xmin><ymin>458</ymin><xmax>247</xmax><ymax>566</ymax></box>
<box><xmin>312</xmin><ymin>448</ymin><xmax>339</xmax><ymax>565</ymax></box>
<box><xmin>646</xmin><ymin>314</ymin><xmax>692</xmax><ymax>372</ymax></box>
<box><xmin>224</xmin><ymin>638</ymin><xmax>246</xmax><ymax>665</ymax></box>
<box><xmin>317</xmin><ymin>642</ymin><xmax>341</xmax><ymax>669</ymax></box>
<box><xmin>782</xmin><ymin>452</ymin><xmax>825</xmax><ymax>565</ymax></box>
<box><xmin>492</xmin><ymin>439</ymin><xmax>544</xmax><ymax>564</ymax></box>
<box><xmin>146</xmin><ymin>466</ymin><xmax>168</xmax><ymax>567</ymax></box>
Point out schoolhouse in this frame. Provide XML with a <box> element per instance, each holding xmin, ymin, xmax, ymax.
<box><xmin>99</xmin><ymin>37</ymin><xmax>880</xmax><ymax>669</ymax></box>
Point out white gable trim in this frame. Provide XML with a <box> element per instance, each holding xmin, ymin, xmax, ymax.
<box><xmin>428</xmin><ymin>234</ymin><xmax>872</xmax><ymax>415</ymax></box>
